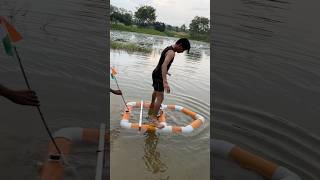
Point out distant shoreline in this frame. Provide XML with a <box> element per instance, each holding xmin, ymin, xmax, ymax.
<box><xmin>111</xmin><ymin>24</ymin><xmax>209</xmax><ymax>43</ymax></box>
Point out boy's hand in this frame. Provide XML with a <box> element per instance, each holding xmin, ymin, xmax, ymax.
<box><xmin>164</xmin><ymin>82</ymin><xmax>170</xmax><ymax>94</ymax></box>
<box><xmin>110</xmin><ymin>89</ymin><xmax>122</xmax><ymax>95</ymax></box>
<box><xmin>4</xmin><ymin>89</ymin><xmax>40</xmax><ymax>106</ymax></box>
<box><xmin>113</xmin><ymin>90</ymin><xmax>122</xmax><ymax>95</ymax></box>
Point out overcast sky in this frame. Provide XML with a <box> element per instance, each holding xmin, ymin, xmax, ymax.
<box><xmin>111</xmin><ymin>0</ymin><xmax>210</xmax><ymax>27</ymax></box>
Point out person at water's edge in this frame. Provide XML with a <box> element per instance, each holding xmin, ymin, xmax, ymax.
<box><xmin>148</xmin><ymin>38</ymin><xmax>190</xmax><ymax>128</ymax></box>
<box><xmin>0</xmin><ymin>84</ymin><xmax>39</xmax><ymax>106</ymax></box>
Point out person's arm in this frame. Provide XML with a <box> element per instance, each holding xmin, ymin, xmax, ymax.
<box><xmin>161</xmin><ymin>50</ymin><xmax>175</xmax><ymax>93</ymax></box>
<box><xmin>0</xmin><ymin>84</ymin><xmax>39</xmax><ymax>106</ymax></box>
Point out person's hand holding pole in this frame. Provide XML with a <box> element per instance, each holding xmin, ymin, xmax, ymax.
<box><xmin>0</xmin><ymin>85</ymin><xmax>39</xmax><ymax>106</ymax></box>
<box><xmin>110</xmin><ymin>88</ymin><xmax>122</xmax><ymax>95</ymax></box>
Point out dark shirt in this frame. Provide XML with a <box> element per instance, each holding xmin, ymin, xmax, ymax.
<box><xmin>152</xmin><ymin>46</ymin><xmax>174</xmax><ymax>80</ymax></box>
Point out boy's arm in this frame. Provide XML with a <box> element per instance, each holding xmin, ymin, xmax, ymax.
<box><xmin>161</xmin><ymin>50</ymin><xmax>174</xmax><ymax>83</ymax></box>
<box><xmin>161</xmin><ymin>51</ymin><xmax>174</xmax><ymax>93</ymax></box>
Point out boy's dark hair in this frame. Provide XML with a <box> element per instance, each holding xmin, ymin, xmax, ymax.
<box><xmin>176</xmin><ymin>38</ymin><xmax>190</xmax><ymax>53</ymax></box>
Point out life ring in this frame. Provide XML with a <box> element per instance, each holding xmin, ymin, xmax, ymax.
<box><xmin>120</xmin><ymin>101</ymin><xmax>205</xmax><ymax>134</ymax></box>
<box><xmin>213</xmin><ymin>139</ymin><xmax>301</xmax><ymax>180</ymax></box>
<box><xmin>40</xmin><ymin>126</ymin><xmax>108</xmax><ymax>180</ymax></box>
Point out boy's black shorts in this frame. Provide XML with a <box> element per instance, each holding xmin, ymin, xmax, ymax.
<box><xmin>152</xmin><ymin>78</ymin><xmax>164</xmax><ymax>92</ymax></box>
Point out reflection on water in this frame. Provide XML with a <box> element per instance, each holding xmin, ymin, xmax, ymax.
<box><xmin>185</xmin><ymin>51</ymin><xmax>202</xmax><ymax>63</ymax></box>
<box><xmin>143</xmin><ymin>131</ymin><xmax>168</xmax><ymax>174</ymax></box>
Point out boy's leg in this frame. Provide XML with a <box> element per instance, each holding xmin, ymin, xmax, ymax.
<box><xmin>152</xmin><ymin>92</ymin><xmax>164</xmax><ymax>129</ymax></box>
<box><xmin>148</xmin><ymin>91</ymin><xmax>157</xmax><ymax>117</ymax></box>
<box><xmin>151</xmin><ymin>92</ymin><xmax>164</xmax><ymax>129</ymax></box>
<box><xmin>153</xmin><ymin>92</ymin><xmax>164</xmax><ymax>117</ymax></box>
<box><xmin>149</xmin><ymin>77</ymin><xmax>164</xmax><ymax>128</ymax></box>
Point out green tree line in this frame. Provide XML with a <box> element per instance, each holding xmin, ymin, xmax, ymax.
<box><xmin>110</xmin><ymin>5</ymin><xmax>210</xmax><ymax>41</ymax></box>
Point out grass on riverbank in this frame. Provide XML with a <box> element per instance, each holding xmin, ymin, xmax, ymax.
<box><xmin>111</xmin><ymin>41</ymin><xmax>152</xmax><ymax>53</ymax></box>
<box><xmin>111</xmin><ymin>23</ymin><xmax>209</xmax><ymax>42</ymax></box>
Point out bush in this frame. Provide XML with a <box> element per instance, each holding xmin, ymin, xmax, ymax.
<box><xmin>153</xmin><ymin>22</ymin><xmax>165</xmax><ymax>32</ymax></box>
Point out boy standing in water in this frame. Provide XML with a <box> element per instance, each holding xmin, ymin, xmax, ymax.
<box><xmin>148</xmin><ymin>38</ymin><xmax>190</xmax><ymax>128</ymax></box>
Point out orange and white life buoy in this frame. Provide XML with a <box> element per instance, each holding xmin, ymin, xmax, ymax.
<box><xmin>40</xmin><ymin>126</ymin><xmax>108</xmax><ymax>180</ymax></box>
<box><xmin>120</xmin><ymin>101</ymin><xmax>205</xmax><ymax>134</ymax></box>
<box><xmin>213</xmin><ymin>139</ymin><xmax>301</xmax><ymax>180</ymax></box>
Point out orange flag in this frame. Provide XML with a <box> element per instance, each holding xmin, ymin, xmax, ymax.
<box><xmin>111</xmin><ymin>67</ymin><xmax>117</xmax><ymax>76</ymax></box>
<box><xmin>0</xmin><ymin>16</ymin><xmax>23</xmax><ymax>42</ymax></box>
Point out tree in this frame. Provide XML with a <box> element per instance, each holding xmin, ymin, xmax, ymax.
<box><xmin>180</xmin><ymin>24</ymin><xmax>186</xmax><ymax>32</ymax></box>
<box><xmin>153</xmin><ymin>22</ymin><xmax>165</xmax><ymax>32</ymax></box>
<box><xmin>110</xmin><ymin>4</ymin><xmax>118</xmax><ymax>14</ymax></box>
<box><xmin>166</xmin><ymin>24</ymin><xmax>173</xmax><ymax>31</ymax></box>
<box><xmin>134</xmin><ymin>6</ymin><xmax>156</xmax><ymax>26</ymax></box>
<box><xmin>110</xmin><ymin>11</ymin><xmax>121</xmax><ymax>23</ymax></box>
<box><xmin>110</xmin><ymin>5</ymin><xmax>119</xmax><ymax>23</ymax></box>
<box><xmin>121</xmin><ymin>13</ymin><xmax>133</xmax><ymax>26</ymax></box>
<box><xmin>189</xmin><ymin>16</ymin><xmax>210</xmax><ymax>34</ymax></box>
<box><xmin>110</xmin><ymin>5</ymin><xmax>133</xmax><ymax>25</ymax></box>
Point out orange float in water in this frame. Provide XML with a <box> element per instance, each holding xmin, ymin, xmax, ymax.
<box><xmin>40</xmin><ymin>125</ymin><xmax>108</xmax><ymax>180</ymax></box>
<box><xmin>213</xmin><ymin>139</ymin><xmax>301</xmax><ymax>180</ymax></box>
<box><xmin>120</xmin><ymin>101</ymin><xmax>205</xmax><ymax>134</ymax></box>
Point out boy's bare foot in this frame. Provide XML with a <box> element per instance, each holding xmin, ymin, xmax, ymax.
<box><xmin>151</xmin><ymin>116</ymin><xmax>165</xmax><ymax>129</ymax></box>
<box><xmin>157</xmin><ymin>110</ymin><xmax>163</xmax><ymax>117</ymax></box>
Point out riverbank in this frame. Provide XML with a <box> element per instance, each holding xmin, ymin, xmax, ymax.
<box><xmin>111</xmin><ymin>41</ymin><xmax>152</xmax><ymax>53</ymax></box>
